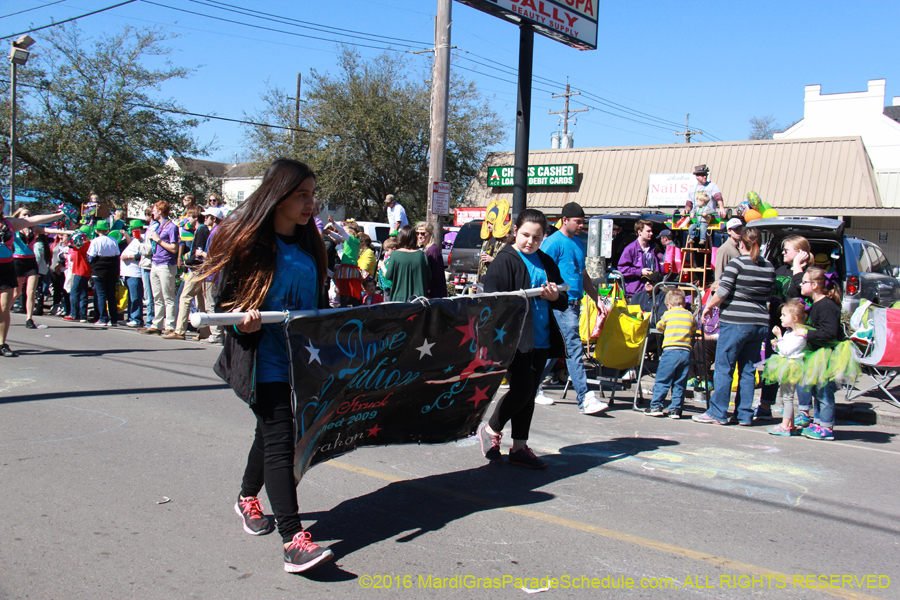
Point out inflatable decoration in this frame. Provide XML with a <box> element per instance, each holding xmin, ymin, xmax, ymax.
<box><xmin>746</xmin><ymin>191</ymin><xmax>763</xmax><ymax>211</ymax></box>
<box><xmin>735</xmin><ymin>201</ymin><xmax>752</xmax><ymax>217</ymax></box>
<box><xmin>480</xmin><ymin>199</ymin><xmax>511</xmax><ymax>240</ymax></box>
<box><xmin>743</xmin><ymin>209</ymin><xmax>763</xmax><ymax>222</ymax></box>
<box><xmin>762</xmin><ymin>208</ymin><xmax>779</xmax><ymax>219</ymax></box>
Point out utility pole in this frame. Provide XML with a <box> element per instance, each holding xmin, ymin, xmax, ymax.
<box><xmin>426</xmin><ymin>0</ymin><xmax>451</xmax><ymax>247</ymax></box>
<box><xmin>675</xmin><ymin>113</ymin><xmax>702</xmax><ymax>143</ymax></box>
<box><xmin>290</xmin><ymin>73</ymin><xmax>301</xmax><ymax>146</ymax></box>
<box><xmin>548</xmin><ymin>80</ymin><xmax>587</xmax><ymax>136</ymax></box>
<box><xmin>512</xmin><ymin>23</ymin><xmax>534</xmax><ymax>218</ymax></box>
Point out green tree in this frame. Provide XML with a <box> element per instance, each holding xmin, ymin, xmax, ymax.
<box><xmin>243</xmin><ymin>47</ymin><xmax>505</xmax><ymax>223</ymax></box>
<box><xmin>2</xmin><ymin>25</ymin><xmax>211</xmax><ymax>212</ymax></box>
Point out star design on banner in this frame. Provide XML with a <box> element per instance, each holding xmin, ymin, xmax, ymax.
<box><xmin>456</xmin><ymin>316</ymin><xmax>477</xmax><ymax>346</ymax></box>
<box><xmin>467</xmin><ymin>385</ymin><xmax>490</xmax><ymax>408</ymax></box>
<box><xmin>494</xmin><ymin>326</ymin><xmax>507</xmax><ymax>343</ymax></box>
<box><xmin>443</xmin><ymin>365</ymin><xmax>455</xmax><ymax>374</ymax></box>
<box><xmin>406</xmin><ymin>314</ymin><xmax>419</xmax><ymax>322</ymax></box>
<box><xmin>367</xmin><ymin>424</ymin><xmax>382</xmax><ymax>437</ymax></box>
<box><xmin>416</xmin><ymin>339</ymin><xmax>435</xmax><ymax>359</ymax></box>
<box><xmin>305</xmin><ymin>341</ymin><xmax>321</xmax><ymax>364</ymax></box>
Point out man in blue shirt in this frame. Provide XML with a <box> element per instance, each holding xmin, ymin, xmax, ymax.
<box><xmin>534</xmin><ymin>202</ymin><xmax>608</xmax><ymax>415</ymax></box>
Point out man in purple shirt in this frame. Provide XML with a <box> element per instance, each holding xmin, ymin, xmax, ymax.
<box><xmin>141</xmin><ymin>200</ymin><xmax>179</xmax><ymax>334</ymax></box>
<box><xmin>617</xmin><ymin>219</ymin><xmax>663</xmax><ymax>298</ymax></box>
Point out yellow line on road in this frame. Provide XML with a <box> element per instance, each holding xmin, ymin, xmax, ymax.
<box><xmin>327</xmin><ymin>460</ymin><xmax>883</xmax><ymax>600</ymax></box>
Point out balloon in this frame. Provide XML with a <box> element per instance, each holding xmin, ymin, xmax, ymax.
<box><xmin>744</xmin><ymin>209</ymin><xmax>763</xmax><ymax>222</ymax></box>
<box><xmin>762</xmin><ymin>209</ymin><xmax>779</xmax><ymax>219</ymax></box>
<box><xmin>761</xmin><ymin>202</ymin><xmax>772</xmax><ymax>212</ymax></box>
<box><xmin>746</xmin><ymin>191</ymin><xmax>763</xmax><ymax>211</ymax></box>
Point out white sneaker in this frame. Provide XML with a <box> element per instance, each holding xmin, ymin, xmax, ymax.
<box><xmin>621</xmin><ymin>368</ymin><xmax>637</xmax><ymax>382</ymax></box>
<box><xmin>534</xmin><ymin>388</ymin><xmax>554</xmax><ymax>405</ymax></box>
<box><xmin>579</xmin><ymin>391</ymin><xmax>609</xmax><ymax>415</ymax></box>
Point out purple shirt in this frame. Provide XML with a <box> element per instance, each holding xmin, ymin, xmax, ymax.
<box><xmin>617</xmin><ymin>239</ymin><xmax>662</xmax><ymax>297</ymax></box>
<box><xmin>152</xmin><ymin>220</ymin><xmax>179</xmax><ymax>266</ymax></box>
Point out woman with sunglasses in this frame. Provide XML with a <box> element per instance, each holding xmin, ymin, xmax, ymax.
<box><xmin>415</xmin><ymin>221</ymin><xmax>447</xmax><ymax>299</ymax></box>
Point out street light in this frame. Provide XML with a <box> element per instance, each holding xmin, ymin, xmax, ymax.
<box><xmin>9</xmin><ymin>34</ymin><xmax>35</xmax><ymax>207</ymax></box>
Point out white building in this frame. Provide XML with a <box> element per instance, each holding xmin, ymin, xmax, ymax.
<box><xmin>165</xmin><ymin>156</ymin><xmax>262</xmax><ymax>208</ymax></box>
<box><xmin>774</xmin><ymin>79</ymin><xmax>900</xmax><ymax>208</ymax></box>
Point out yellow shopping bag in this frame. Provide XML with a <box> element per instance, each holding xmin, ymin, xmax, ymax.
<box><xmin>594</xmin><ymin>294</ymin><xmax>650</xmax><ymax>370</ymax></box>
<box><xmin>579</xmin><ymin>296</ymin><xmax>599</xmax><ymax>342</ymax></box>
<box><xmin>116</xmin><ymin>283</ymin><xmax>129</xmax><ymax>313</ymax></box>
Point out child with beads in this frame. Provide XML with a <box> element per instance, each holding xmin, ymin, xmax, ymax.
<box><xmin>764</xmin><ymin>300</ymin><xmax>808</xmax><ymax>436</ymax></box>
<box><xmin>794</xmin><ymin>268</ymin><xmax>848</xmax><ymax>441</ymax></box>
<box><xmin>644</xmin><ymin>288</ymin><xmax>695</xmax><ymax>419</ymax></box>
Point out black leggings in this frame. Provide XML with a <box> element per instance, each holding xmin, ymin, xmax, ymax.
<box><xmin>488</xmin><ymin>347</ymin><xmax>549</xmax><ymax>441</ymax></box>
<box><xmin>240</xmin><ymin>381</ymin><xmax>303</xmax><ymax>543</ymax></box>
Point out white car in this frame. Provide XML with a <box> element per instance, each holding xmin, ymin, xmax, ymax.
<box><xmin>351</xmin><ymin>221</ymin><xmax>392</xmax><ymax>251</ymax></box>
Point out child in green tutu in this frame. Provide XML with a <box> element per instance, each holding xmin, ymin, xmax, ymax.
<box><xmin>765</xmin><ymin>300</ymin><xmax>808</xmax><ymax>436</ymax></box>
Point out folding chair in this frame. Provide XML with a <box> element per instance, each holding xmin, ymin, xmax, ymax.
<box><xmin>848</xmin><ymin>305</ymin><xmax>900</xmax><ymax>409</ymax></box>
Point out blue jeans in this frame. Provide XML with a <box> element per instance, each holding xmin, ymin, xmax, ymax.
<box><xmin>70</xmin><ymin>274</ymin><xmax>89</xmax><ymax>320</ymax></box>
<box><xmin>141</xmin><ymin>268</ymin><xmax>154</xmax><ymax>323</ymax></box>
<box><xmin>541</xmin><ymin>303</ymin><xmax>588</xmax><ymax>407</ymax></box>
<box><xmin>796</xmin><ymin>381</ymin><xmax>836</xmax><ymax>429</ymax></box>
<box><xmin>709</xmin><ymin>322</ymin><xmax>768</xmax><ymax>423</ymax></box>
<box><xmin>92</xmin><ymin>276</ymin><xmax>118</xmax><ymax>324</ymax></box>
<box><xmin>124</xmin><ymin>276</ymin><xmax>144</xmax><ymax>325</ymax></box>
<box><xmin>688</xmin><ymin>219</ymin><xmax>708</xmax><ymax>242</ymax></box>
<box><xmin>651</xmin><ymin>348</ymin><xmax>691</xmax><ymax>410</ymax></box>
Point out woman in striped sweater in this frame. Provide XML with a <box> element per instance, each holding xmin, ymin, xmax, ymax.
<box><xmin>694</xmin><ymin>227</ymin><xmax>775</xmax><ymax>426</ymax></box>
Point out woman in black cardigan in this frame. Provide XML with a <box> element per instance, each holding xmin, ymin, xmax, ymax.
<box><xmin>478</xmin><ymin>209</ymin><xmax>568</xmax><ymax>469</ymax></box>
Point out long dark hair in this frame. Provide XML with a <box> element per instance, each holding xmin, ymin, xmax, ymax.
<box><xmin>397</xmin><ymin>225</ymin><xmax>417</xmax><ymax>250</ymax></box>
<box><xmin>200</xmin><ymin>158</ymin><xmax>327</xmax><ymax>310</ymax></box>
<box><xmin>741</xmin><ymin>227</ymin><xmax>762</xmax><ymax>261</ymax></box>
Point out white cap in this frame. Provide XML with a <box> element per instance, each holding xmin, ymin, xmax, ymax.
<box><xmin>726</xmin><ymin>218</ymin><xmax>743</xmax><ymax>230</ymax></box>
<box><xmin>202</xmin><ymin>207</ymin><xmax>225</xmax><ymax>220</ymax></box>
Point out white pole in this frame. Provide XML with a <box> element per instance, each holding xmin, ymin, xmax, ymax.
<box><xmin>190</xmin><ymin>284</ymin><xmax>569</xmax><ymax>328</ymax></box>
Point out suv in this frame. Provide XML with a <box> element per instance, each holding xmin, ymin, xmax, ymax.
<box><xmin>587</xmin><ymin>211</ymin><xmax>671</xmax><ymax>268</ymax></box>
<box><xmin>448</xmin><ymin>220</ymin><xmax>484</xmax><ymax>289</ymax></box>
<box><xmin>754</xmin><ymin>217</ymin><xmax>900</xmax><ymax>315</ymax></box>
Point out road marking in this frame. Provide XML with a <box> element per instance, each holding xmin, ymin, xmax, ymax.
<box><xmin>327</xmin><ymin>459</ymin><xmax>883</xmax><ymax>600</ymax></box>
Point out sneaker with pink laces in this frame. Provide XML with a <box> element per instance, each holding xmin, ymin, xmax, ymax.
<box><xmin>234</xmin><ymin>495</ymin><xmax>274</xmax><ymax>535</ymax></box>
<box><xmin>478</xmin><ymin>424</ymin><xmax>502</xmax><ymax>461</ymax></box>
<box><xmin>284</xmin><ymin>531</ymin><xmax>334</xmax><ymax>573</ymax></box>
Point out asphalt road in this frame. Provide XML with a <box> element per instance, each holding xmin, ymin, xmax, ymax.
<box><xmin>2</xmin><ymin>313</ymin><xmax>899</xmax><ymax>600</ymax></box>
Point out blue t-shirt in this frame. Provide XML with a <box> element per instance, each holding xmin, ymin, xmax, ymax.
<box><xmin>516</xmin><ymin>249</ymin><xmax>550</xmax><ymax>349</ymax></box>
<box><xmin>540</xmin><ymin>230</ymin><xmax>584</xmax><ymax>302</ymax></box>
<box><xmin>257</xmin><ymin>237</ymin><xmax>319</xmax><ymax>384</ymax></box>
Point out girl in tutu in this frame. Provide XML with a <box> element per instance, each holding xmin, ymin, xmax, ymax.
<box><xmin>765</xmin><ymin>300</ymin><xmax>808</xmax><ymax>436</ymax></box>
<box><xmin>794</xmin><ymin>267</ymin><xmax>855</xmax><ymax>440</ymax></box>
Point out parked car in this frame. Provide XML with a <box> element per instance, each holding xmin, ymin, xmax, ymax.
<box><xmin>441</xmin><ymin>226</ymin><xmax>459</xmax><ymax>269</ymax></box>
<box><xmin>353</xmin><ymin>221</ymin><xmax>392</xmax><ymax>251</ymax></box>
<box><xmin>448</xmin><ymin>220</ymin><xmax>484</xmax><ymax>289</ymax></box>
<box><xmin>754</xmin><ymin>216</ymin><xmax>900</xmax><ymax>315</ymax></box>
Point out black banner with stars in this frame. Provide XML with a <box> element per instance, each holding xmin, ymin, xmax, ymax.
<box><xmin>288</xmin><ymin>293</ymin><xmax>529</xmax><ymax>481</ymax></box>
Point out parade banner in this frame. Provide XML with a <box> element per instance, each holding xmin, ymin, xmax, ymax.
<box><xmin>288</xmin><ymin>294</ymin><xmax>529</xmax><ymax>481</ymax></box>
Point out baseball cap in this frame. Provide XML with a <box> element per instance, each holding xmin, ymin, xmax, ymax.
<box><xmin>94</xmin><ymin>220</ymin><xmax>110</xmax><ymax>232</ymax></box>
<box><xmin>201</xmin><ymin>207</ymin><xmax>225</xmax><ymax>220</ymax></box>
<box><xmin>657</xmin><ymin>229</ymin><xmax>673</xmax><ymax>239</ymax></box>
<box><xmin>640</xmin><ymin>272</ymin><xmax>661</xmax><ymax>284</ymax></box>
<box><xmin>726</xmin><ymin>218</ymin><xmax>743</xmax><ymax>231</ymax></box>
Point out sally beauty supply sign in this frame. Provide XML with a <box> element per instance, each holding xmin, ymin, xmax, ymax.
<box><xmin>454</xmin><ymin>0</ymin><xmax>598</xmax><ymax>50</ymax></box>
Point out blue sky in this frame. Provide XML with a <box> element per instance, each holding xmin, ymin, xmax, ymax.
<box><xmin>3</xmin><ymin>0</ymin><xmax>899</xmax><ymax>163</ymax></box>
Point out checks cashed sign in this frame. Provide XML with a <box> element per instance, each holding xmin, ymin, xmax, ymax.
<box><xmin>455</xmin><ymin>0</ymin><xmax>598</xmax><ymax>50</ymax></box>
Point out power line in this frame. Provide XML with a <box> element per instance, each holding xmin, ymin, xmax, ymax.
<box><xmin>0</xmin><ymin>0</ymin><xmax>70</xmax><ymax>20</ymax></box>
<box><xmin>0</xmin><ymin>0</ymin><xmax>137</xmax><ymax>40</ymax></box>
<box><xmin>188</xmin><ymin>0</ymin><xmax>431</xmax><ymax>47</ymax></box>
<box><xmin>140</xmin><ymin>0</ymin><xmax>429</xmax><ymax>53</ymax></box>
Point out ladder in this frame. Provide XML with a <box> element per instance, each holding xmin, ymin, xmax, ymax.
<box><xmin>679</xmin><ymin>247</ymin><xmax>712</xmax><ymax>289</ymax></box>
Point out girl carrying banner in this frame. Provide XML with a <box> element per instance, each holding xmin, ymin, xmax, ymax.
<box><xmin>200</xmin><ymin>158</ymin><xmax>333</xmax><ymax>573</ymax></box>
<box><xmin>478</xmin><ymin>209</ymin><xmax>568</xmax><ymax>469</ymax></box>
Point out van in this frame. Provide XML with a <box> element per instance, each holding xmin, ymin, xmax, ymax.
<box><xmin>353</xmin><ymin>221</ymin><xmax>392</xmax><ymax>251</ymax></box>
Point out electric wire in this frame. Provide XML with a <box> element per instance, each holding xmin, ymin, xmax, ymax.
<box><xmin>0</xmin><ymin>0</ymin><xmax>69</xmax><ymax>21</ymax></box>
<box><xmin>0</xmin><ymin>0</ymin><xmax>137</xmax><ymax>40</ymax></box>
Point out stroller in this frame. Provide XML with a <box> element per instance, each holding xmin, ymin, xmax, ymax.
<box><xmin>848</xmin><ymin>304</ymin><xmax>900</xmax><ymax>409</ymax></box>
